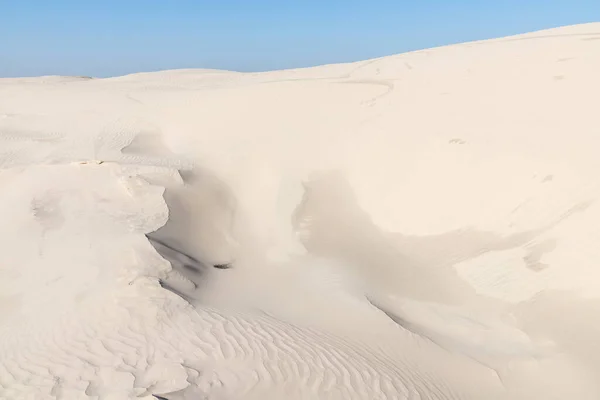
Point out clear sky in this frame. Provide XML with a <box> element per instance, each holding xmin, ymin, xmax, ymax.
<box><xmin>1</xmin><ymin>0</ymin><xmax>599</xmax><ymax>78</ymax></box>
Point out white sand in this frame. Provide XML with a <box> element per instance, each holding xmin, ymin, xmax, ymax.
<box><xmin>1</xmin><ymin>23</ymin><xmax>600</xmax><ymax>399</ymax></box>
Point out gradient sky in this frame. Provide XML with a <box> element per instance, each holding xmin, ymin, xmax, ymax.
<box><xmin>1</xmin><ymin>0</ymin><xmax>599</xmax><ymax>77</ymax></box>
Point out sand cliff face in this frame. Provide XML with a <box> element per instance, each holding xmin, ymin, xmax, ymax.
<box><xmin>1</xmin><ymin>23</ymin><xmax>600</xmax><ymax>400</ymax></box>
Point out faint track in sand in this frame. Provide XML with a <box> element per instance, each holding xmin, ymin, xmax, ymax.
<box><xmin>335</xmin><ymin>79</ymin><xmax>396</xmax><ymax>107</ymax></box>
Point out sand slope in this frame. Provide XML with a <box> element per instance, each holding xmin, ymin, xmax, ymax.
<box><xmin>1</xmin><ymin>23</ymin><xmax>600</xmax><ymax>399</ymax></box>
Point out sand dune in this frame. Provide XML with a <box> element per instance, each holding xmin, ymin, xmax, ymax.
<box><xmin>1</xmin><ymin>23</ymin><xmax>600</xmax><ymax>399</ymax></box>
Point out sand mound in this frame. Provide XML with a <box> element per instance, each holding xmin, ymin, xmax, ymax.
<box><xmin>1</xmin><ymin>23</ymin><xmax>600</xmax><ymax>399</ymax></box>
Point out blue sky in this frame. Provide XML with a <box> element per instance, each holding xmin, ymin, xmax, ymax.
<box><xmin>1</xmin><ymin>0</ymin><xmax>599</xmax><ymax>77</ymax></box>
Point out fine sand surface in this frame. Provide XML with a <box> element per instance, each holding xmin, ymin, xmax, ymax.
<box><xmin>1</xmin><ymin>23</ymin><xmax>600</xmax><ymax>399</ymax></box>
